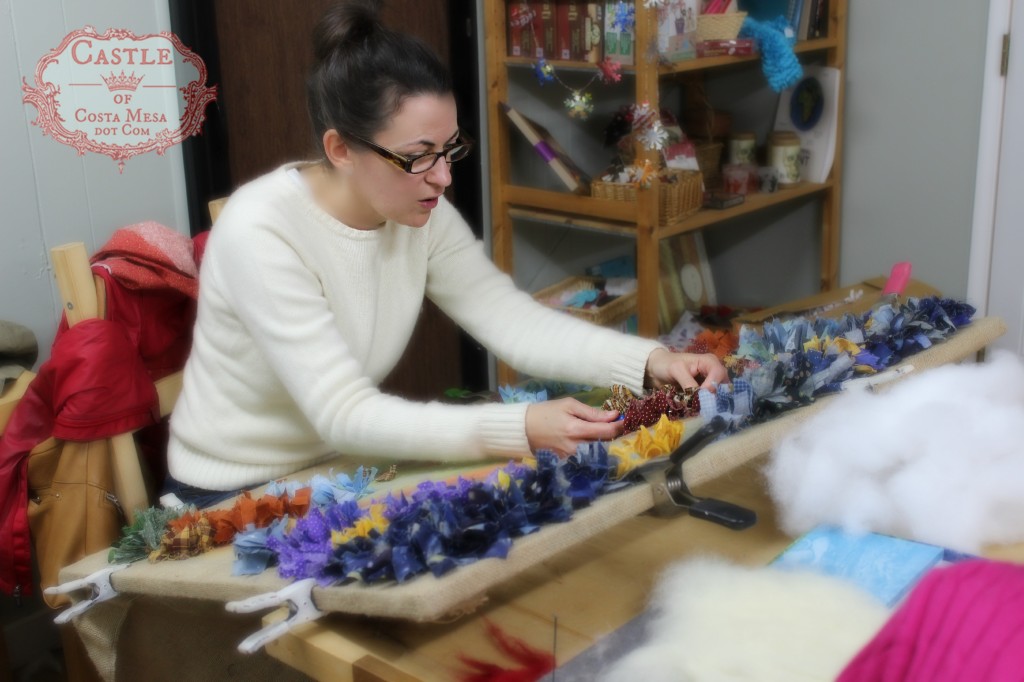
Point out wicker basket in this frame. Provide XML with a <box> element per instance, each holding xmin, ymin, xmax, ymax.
<box><xmin>694</xmin><ymin>141</ymin><xmax>724</xmax><ymax>187</ymax></box>
<box><xmin>591</xmin><ymin>169</ymin><xmax>703</xmax><ymax>225</ymax></box>
<box><xmin>533</xmin><ymin>276</ymin><xmax>637</xmax><ymax>328</ymax></box>
<box><xmin>696</xmin><ymin>12</ymin><xmax>748</xmax><ymax>42</ymax></box>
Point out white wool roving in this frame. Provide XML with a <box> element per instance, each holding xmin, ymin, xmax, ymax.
<box><xmin>598</xmin><ymin>557</ymin><xmax>889</xmax><ymax>682</ymax></box>
<box><xmin>767</xmin><ymin>350</ymin><xmax>1024</xmax><ymax>552</ymax></box>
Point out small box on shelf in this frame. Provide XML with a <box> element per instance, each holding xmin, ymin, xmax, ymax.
<box><xmin>696</xmin><ymin>37</ymin><xmax>755</xmax><ymax>57</ymax></box>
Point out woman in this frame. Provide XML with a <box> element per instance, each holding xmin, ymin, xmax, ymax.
<box><xmin>166</xmin><ymin>0</ymin><xmax>727</xmax><ymax>508</ymax></box>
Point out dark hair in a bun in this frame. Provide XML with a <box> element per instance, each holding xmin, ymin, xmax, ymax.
<box><xmin>307</xmin><ymin>0</ymin><xmax>453</xmax><ymax>157</ymax></box>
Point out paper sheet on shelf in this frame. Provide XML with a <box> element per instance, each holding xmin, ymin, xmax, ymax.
<box><xmin>775</xmin><ymin>65</ymin><xmax>841</xmax><ymax>184</ymax></box>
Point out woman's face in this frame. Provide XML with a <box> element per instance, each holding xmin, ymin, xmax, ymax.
<box><xmin>347</xmin><ymin>92</ymin><xmax>459</xmax><ymax>228</ymax></box>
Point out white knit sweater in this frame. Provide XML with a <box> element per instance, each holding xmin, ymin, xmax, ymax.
<box><xmin>168</xmin><ymin>163</ymin><xmax>662</xmax><ymax>490</ymax></box>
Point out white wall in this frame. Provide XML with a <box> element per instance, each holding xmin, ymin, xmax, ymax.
<box><xmin>0</xmin><ymin>0</ymin><xmax>190</xmax><ymax>367</ymax></box>
<box><xmin>840</xmin><ymin>0</ymin><xmax>991</xmax><ymax>300</ymax></box>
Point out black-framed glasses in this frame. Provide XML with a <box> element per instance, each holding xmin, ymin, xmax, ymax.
<box><xmin>347</xmin><ymin>131</ymin><xmax>474</xmax><ymax>174</ymax></box>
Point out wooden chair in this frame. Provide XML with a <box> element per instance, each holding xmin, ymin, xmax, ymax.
<box><xmin>49</xmin><ymin>242</ymin><xmax>183</xmax><ymax>523</ymax></box>
<box><xmin>45</xmin><ymin>196</ymin><xmax>226</xmax><ymax>519</ymax></box>
<box><xmin>0</xmin><ymin>371</ymin><xmax>34</xmax><ymax>435</ymax></box>
<box><xmin>208</xmin><ymin>197</ymin><xmax>228</xmax><ymax>224</ymax></box>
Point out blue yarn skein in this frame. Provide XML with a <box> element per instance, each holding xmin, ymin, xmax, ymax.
<box><xmin>739</xmin><ymin>16</ymin><xmax>803</xmax><ymax>92</ymax></box>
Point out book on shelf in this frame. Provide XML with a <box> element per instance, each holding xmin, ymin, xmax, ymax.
<box><xmin>508</xmin><ymin>1</ymin><xmax>536</xmax><ymax>57</ymax></box>
<box><xmin>794</xmin><ymin>0</ymin><xmax>826</xmax><ymax>40</ymax></box>
<box><xmin>501</xmin><ymin>102</ymin><xmax>591</xmax><ymax>194</ymax></box>
<box><xmin>655</xmin><ymin>0</ymin><xmax>698</xmax><ymax>62</ymax></box>
<box><xmin>534</xmin><ymin>1</ymin><xmax>557</xmax><ymax>58</ymax></box>
<box><xmin>811</xmin><ymin>0</ymin><xmax>829</xmax><ymax>38</ymax></box>
<box><xmin>556</xmin><ymin>0</ymin><xmax>587</xmax><ymax>60</ymax></box>
<box><xmin>584</xmin><ymin>2</ymin><xmax>604</xmax><ymax>62</ymax></box>
<box><xmin>789</xmin><ymin>0</ymin><xmax>804</xmax><ymax>31</ymax></box>
<box><xmin>797</xmin><ymin>0</ymin><xmax>813</xmax><ymax>39</ymax></box>
<box><xmin>603</xmin><ymin>1</ymin><xmax>635</xmax><ymax>65</ymax></box>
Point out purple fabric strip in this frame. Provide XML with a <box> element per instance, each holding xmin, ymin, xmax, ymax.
<box><xmin>534</xmin><ymin>141</ymin><xmax>557</xmax><ymax>163</ymax></box>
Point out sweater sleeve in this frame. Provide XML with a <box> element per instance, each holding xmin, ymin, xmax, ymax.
<box><xmin>425</xmin><ymin>200</ymin><xmax>663</xmax><ymax>394</ymax></box>
<box><xmin>204</xmin><ymin>208</ymin><xmax>531</xmax><ymax>465</ymax></box>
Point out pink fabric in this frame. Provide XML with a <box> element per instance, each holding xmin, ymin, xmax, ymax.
<box><xmin>91</xmin><ymin>222</ymin><xmax>202</xmax><ymax>299</ymax></box>
<box><xmin>838</xmin><ymin>559</ymin><xmax>1024</xmax><ymax>682</ymax></box>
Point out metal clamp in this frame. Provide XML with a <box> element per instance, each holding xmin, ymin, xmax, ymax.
<box><xmin>45</xmin><ymin>564</ymin><xmax>128</xmax><ymax>624</ymax></box>
<box><xmin>226</xmin><ymin>578</ymin><xmax>323</xmax><ymax>654</ymax></box>
<box><xmin>843</xmin><ymin>364</ymin><xmax>915</xmax><ymax>393</ymax></box>
<box><xmin>640</xmin><ymin>416</ymin><xmax>757</xmax><ymax>530</ymax></box>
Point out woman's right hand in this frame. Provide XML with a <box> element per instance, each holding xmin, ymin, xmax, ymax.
<box><xmin>525</xmin><ymin>398</ymin><xmax>624</xmax><ymax>456</ymax></box>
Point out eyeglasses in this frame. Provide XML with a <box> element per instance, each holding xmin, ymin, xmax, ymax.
<box><xmin>347</xmin><ymin>131</ymin><xmax>474</xmax><ymax>174</ymax></box>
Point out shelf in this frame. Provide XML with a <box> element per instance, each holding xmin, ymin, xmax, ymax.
<box><xmin>486</xmin><ymin>0</ymin><xmax>848</xmax><ymax>345</ymax></box>
<box><xmin>504</xmin><ymin>181</ymin><xmax>834</xmax><ymax>239</ymax></box>
<box><xmin>504</xmin><ymin>185</ymin><xmax>638</xmax><ymax>222</ymax></box>
<box><xmin>657</xmin><ymin>181</ymin><xmax>834</xmax><ymax>238</ymax></box>
<box><xmin>507</xmin><ymin>207</ymin><xmax>636</xmax><ymax>237</ymax></box>
<box><xmin>503</xmin><ymin>38</ymin><xmax>840</xmax><ymax>76</ymax></box>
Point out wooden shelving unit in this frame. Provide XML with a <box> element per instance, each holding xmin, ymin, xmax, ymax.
<box><xmin>484</xmin><ymin>1</ymin><xmax>848</xmax><ymax>382</ymax></box>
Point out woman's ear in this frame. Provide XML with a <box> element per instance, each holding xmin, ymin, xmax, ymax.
<box><xmin>322</xmin><ymin>129</ymin><xmax>351</xmax><ymax>170</ymax></box>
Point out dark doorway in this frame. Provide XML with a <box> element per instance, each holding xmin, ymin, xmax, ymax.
<box><xmin>170</xmin><ymin>0</ymin><xmax>488</xmax><ymax>398</ymax></box>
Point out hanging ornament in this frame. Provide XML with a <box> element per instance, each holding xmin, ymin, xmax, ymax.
<box><xmin>627</xmin><ymin>101</ymin><xmax>669</xmax><ymax>152</ymax></box>
<box><xmin>519</xmin><ymin>14</ymin><xmax>624</xmax><ymax>121</ymax></box>
<box><xmin>636</xmin><ymin>159</ymin><xmax>658</xmax><ymax>188</ymax></box>
<box><xmin>637</xmin><ymin>120</ymin><xmax>669</xmax><ymax>151</ymax></box>
<box><xmin>533</xmin><ymin>59</ymin><xmax>556</xmax><ymax>85</ymax></box>
<box><xmin>643</xmin><ymin>0</ymin><xmax>668</xmax><ymax>8</ymax></box>
<box><xmin>564</xmin><ymin>90</ymin><xmax>594</xmax><ymax>119</ymax></box>
<box><xmin>597</xmin><ymin>57</ymin><xmax>623</xmax><ymax>84</ymax></box>
<box><xmin>630</xmin><ymin>101</ymin><xmax>658</xmax><ymax>131</ymax></box>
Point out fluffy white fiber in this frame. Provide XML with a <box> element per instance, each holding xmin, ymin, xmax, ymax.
<box><xmin>598</xmin><ymin>557</ymin><xmax>889</xmax><ymax>682</ymax></box>
<box><xmin>767</xmin><ymin>350</ymin><xmax>1024</xmax><ymax>552</ymax></box>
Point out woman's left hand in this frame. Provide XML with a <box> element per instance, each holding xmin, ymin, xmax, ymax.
<box><xmin>645</xmin><ymin>348</ymin><xmax>728</xmax><ymax>391</ymax></box>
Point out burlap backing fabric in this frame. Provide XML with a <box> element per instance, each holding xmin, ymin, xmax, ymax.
<box><xmin>59</xmin><ymin>316</ymin><xmax>1005</xmax><ymax>677</ymax></box>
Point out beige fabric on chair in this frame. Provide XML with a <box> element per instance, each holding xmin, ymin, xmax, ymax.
<box><xmin>24</xmin><ymin>243</ymin><xmax>183</xmax><ymax>608</ymax></box>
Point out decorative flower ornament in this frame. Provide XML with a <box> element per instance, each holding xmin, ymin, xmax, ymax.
<box><xmin>565</xmin><ymin>90</ymin><xmax>594</xmax><ymax>119</ymax></box>
<box><xmin>598</xmin><ymin>57</ymin><xmax>623</xmax><ymax>84</ymax></box>
<box><xmin>628</xmin><ymin>101</ymin><xmax>668</xmax><ymax>151</ymax></box>
<box><xmin>637</xmin><ymin>120</ymin><xmax>669</xmax><ymax>150</ymax></box>
<box><xmin>643</xmin><ymin>0</ymin><xmax>668</xmax><ymax>8</ymax></box>
<box><xmin>533</xmin><ymin>59</ymin><xmax>556</xmax><ymax>85</ymax></box>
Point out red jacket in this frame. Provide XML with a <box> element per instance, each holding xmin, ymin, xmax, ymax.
<box><xmin>0</xmin><ymin>225</ymin><xmax>207</xmax><ymax>598</ymax></box>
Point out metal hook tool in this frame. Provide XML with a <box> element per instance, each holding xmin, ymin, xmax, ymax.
<box><xmin>640</xmin><ymin>416</ymin><xmax>757</xmax><ymax>530</ymax></box>
<box><xmin>226</xmin><ymin>578</ymin><xmax>323</xmax><ymax>654</ymax></box>
<box><xmin>45</xmin><ymin>564</ymin><xmax>128</xmax><ymax>624</ymax></box>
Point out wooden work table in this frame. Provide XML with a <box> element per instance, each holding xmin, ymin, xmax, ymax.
<box><xmin>265</xmin><ymin>452</ymin><xmax>1024</xmax><ymax>682</ymax></box>
<box><xmin>50</xmin><ymin>316</ymin><xmax>1011</xmax><ymax>681</ymax></box>
<box><xmin>254</xmin><ymin>316</ymin><xmax>1019</xmax><ymax>680</ymax></box>
<box><xmin>266</xmin><ymin>459</ymin><xmax>786</xmax><ymax>681</ymax></box>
